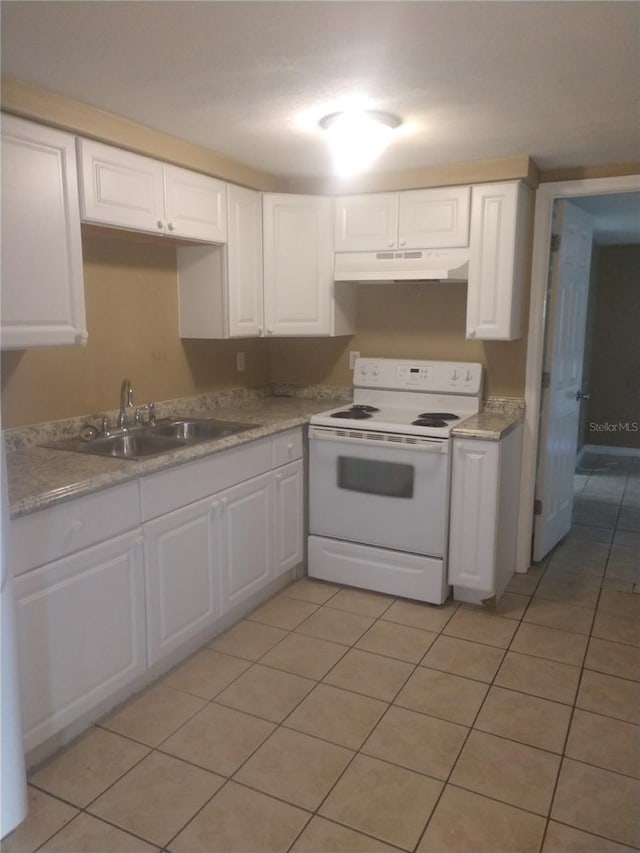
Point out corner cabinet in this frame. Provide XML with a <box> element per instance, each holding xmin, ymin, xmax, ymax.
<box><xmin>77</xmin><ymin>138</ymin><xmax>227</xmax><ymax>242</ymax></box>
<box><xmin>448</xmin><ymin>425</ymin><xmax>523</xmax><ymax>604</ymax></box>
<box><xmin>263</xmin><ymin>194</ymin><xmax>355</xmax><ymax>336</ymax></box>
<box><xmin>466</xmin><ymin>181</ymin><xmax>531</xmax><ymax>341</ymax></box>
<box><xmin>1</xmin><ymin>115</ymin><xmax>87</xmax><ymax>349</ymax></box>
<box><xmin>178</xmin><ymin>184</ymin><xmax>264</xmax><ymax>338</ymax></box>
<box><xmin>334</xmin><ymin>186</ymin><xmax>471</xmax><ymax>252</ymax></box>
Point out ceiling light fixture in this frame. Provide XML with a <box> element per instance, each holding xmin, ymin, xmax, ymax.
<box><xmin>319</xmin><ymin>109</ymin><xmax>402</xmax><ymax>177</ymax></box>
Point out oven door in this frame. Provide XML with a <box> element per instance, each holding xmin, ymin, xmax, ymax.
<box><xmin>309</xmin><ymin>426</ymin><xmax>450</xmax><ymax>557</ymax></box>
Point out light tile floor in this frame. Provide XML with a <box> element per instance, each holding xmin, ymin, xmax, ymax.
<box><xmin>5</xmin><ymin>451</ymin><xmax>639</xmax><ymax>853</ymax></box>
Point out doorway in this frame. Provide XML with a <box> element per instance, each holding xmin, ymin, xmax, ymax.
<box><xmin>516</xmin><ymin>175</ymin><xmax>640</xmax><ymax>572</ymax></box>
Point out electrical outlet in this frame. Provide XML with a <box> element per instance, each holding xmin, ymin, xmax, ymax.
<box><xmin>236</xmin><ymin>351</ymin><xmax>245</xmax><ymax>372</ymax></box>
<box><xmin>349</xmin><ymin>351</ymin><xmax>360</xmax><ymax>370</ymax></box>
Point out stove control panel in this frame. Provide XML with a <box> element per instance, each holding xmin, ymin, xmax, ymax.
<box><xmin>355</xmin><ymin>358</ymin><xmax>483</xmax><ymax>395</ymax></box>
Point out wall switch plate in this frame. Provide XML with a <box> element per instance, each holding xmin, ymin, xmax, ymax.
<box><xmin>349</xmin><ymin>351</ymin><xmax>360</xmax><ymax>370</ymax></box>
<box><xmin>236</xmin><ymin>351</ymin><xmax>245</xmax><ymax>372</ymax></box>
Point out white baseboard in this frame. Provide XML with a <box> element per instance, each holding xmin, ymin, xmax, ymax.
<box><xmin>582</xmin><ymin>444</ymin><xmax>640</xmax><ymax>459</ymax></box>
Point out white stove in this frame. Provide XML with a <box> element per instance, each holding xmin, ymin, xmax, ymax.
<box><xmin>310</xmin><ymin>357</ymin><xmax>483</xmax><ymax>439</ymax></box>
<box><xmin>308</xmin><ymin>358</ymin><xmax>483</xmax><ymax>604</ymax></box>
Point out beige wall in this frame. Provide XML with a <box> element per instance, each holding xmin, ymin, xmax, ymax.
<box><xmin>1</xmin><ymin>233</ymin><xmax>269</xmax><ymax>427</ymax></box>
<box><xmin>583</xmin><ymin>245</ymin><xmax>640</xmax><ymax>449</ymax></box>
<box><xmin>270</xmin><ymin>283</ymin><xmax>527</xmax><ymax>398</ymax></box>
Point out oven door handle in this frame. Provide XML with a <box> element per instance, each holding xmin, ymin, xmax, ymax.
<box><xmin>309</xmin><ymin>430</ymin><xmax>448</xmax><ymax>454</ymax></box>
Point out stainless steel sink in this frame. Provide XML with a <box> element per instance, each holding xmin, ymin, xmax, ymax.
<box><xmin>43</xmin><ymin>417</ymin><xmax>256</xmax><ymax>460</ymax></box>
<box><xmin>152</xmin><ymin>417</ymin><xmax>254</xmax><ymax>442</ymax></box>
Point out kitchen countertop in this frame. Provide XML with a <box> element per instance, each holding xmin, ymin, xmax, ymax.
<box><xmin>4</xmin><ymin>391</ymin><xmax>524</xmax><ymax>519</ymax></box>
<box><xmin>5</xmin><ymin>396</ymin><xmax>341</xmax><ymax>519</ymax></box>
<box><xmin>451</xmin><ymin>410</ymin><xmax>523</xmax><ymax>441</ymax></box>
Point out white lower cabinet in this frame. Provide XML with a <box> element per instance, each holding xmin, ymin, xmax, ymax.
<box><xmin>144</xmin><ymin>496</ymin><xmax>222</xmax><ymax>666</ymax></box>
<box><xmin>14</xmin><ymin>530</ymin><xmax>146</xmax><ymax>754</ymax></box>
<box><xmin>274</xmin><ymin>459</ymin><xmax>304</xmax><ymax>576</ymax></box>
<box><xmin>13</xmin><ymin>428</ymin><xmax>304</xmax><ymax>759</ymax></box>
<box><xmin>448</xmin><ymin>426</ymin><xmax>522</xmax><ymax>603</ymax></box>
<box><xmin>220</xmin><ymin>473</ymin><xmax>273</xmax><ymax>611</ymax></box>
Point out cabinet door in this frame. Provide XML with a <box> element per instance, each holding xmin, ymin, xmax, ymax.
<box><xmin>399</xmin><ymin>186</ymin><xmax>470</xmax><ymax>249</ymax></box>
<box><xmin>220</xmin><ymin>473</ymin><xmax>273</xmax><ymax>611</ymax></box>
<box><xmin>164</xmin><ymin>165</ymin><xmax>227</xmax><ymax>243</ymax></box>
<box><xmin>448</xmin><ymin>439</ymin><xmax>499</xmax><ymax>592</ymax></box>
<box><xmin>77</xmin><ymin>138</ymin><xmax>165</xmax><ymax>234</ymax></box>
<box><xmin>144</xmin><ymin>496</ymin><xmax>221</xmax><ymax>665</ymax></box>
<box><xmin>274</xmin><ymin>460</ymin><xmax>304</xmax><ymax>576</ymax></box>
<box><xmin>227</xmin><ymin>184</ymin><xmax>264</xmax><ymax>337</ymax></box>
<box><xmin>467</xmin><ymin>181</ymin><xmax>530</xmax><ymax>340</ymax></box>
<box><xmin>263</xmin><ymin>194</ymin><xmax>333</xmax><ymax>335</ymax></box>
<box><xmin>1</xmin><ymin>115</ymin><xmax>87</xmax><ymax>349</ymax></box>
<box><xmin>334</xmin><ymin>193</ymin><xmax>398</xmax><ymax>251</ymax></box>
<box><xmin>14</xmin><ymin>531</ymin><xmax>145</xmax><ymax>754</ymax></box>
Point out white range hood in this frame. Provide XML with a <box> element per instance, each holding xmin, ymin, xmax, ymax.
<box><xmin>334</xmin><ymin>248</ymin><xmax>469</xmax><ymax>283</ymax></box>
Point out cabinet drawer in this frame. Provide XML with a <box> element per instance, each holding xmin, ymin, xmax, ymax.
<box><xmin>11</xmin><ymin>482</ymin><xmax>141</xmax><ymax>576</ymax></box>
<box><xmin>272</xmin><ymin>428</ymin><xmax>303</xmax><ymax>467</ymax></box>
<box><xmin>140</xmin><ymin>437</ymin><xmax>272</xmax><ymax>520</ymax></box>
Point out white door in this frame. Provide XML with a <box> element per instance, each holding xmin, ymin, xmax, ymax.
<box><xmin>533</xmin><ymin>200</ymin><xmax>594</xmax><ymax>561</ymax></box>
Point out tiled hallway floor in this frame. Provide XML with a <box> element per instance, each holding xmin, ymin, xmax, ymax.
<box><xmin>6</xmin><ymin>452</ymin><xmax>640</xmax><ymax>853</ymax></box>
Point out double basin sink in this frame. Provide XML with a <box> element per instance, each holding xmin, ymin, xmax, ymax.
<box><xmin>46</xmin><ymin>417</ymin><xmax>256</xmax><ymax>461</ymax></box>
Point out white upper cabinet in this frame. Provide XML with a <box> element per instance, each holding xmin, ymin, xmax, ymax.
<box><xmin>263</xmin><ymin>193</ymin><xmax>355</xmax><ymax>336</ymax></box>
<box><xmin>226</xmin><ymin>184</ymin><xmax>264</xmax><ymax>337</ymax></box>
<box><xmin>1</xmin><ymin>115</ymin><xmax>87</xmax><ymax>349</ymax></box>
<box><xmin>334</xmin><ymin>193</ymin><xmax>398</xmax><ymax>251</ymax></box>
<box><xmin>466</xmin><ymin>181</ymin><xmax>531</xmax><ymax>341</ymax></box>
<box><xmin>177</xmin><ymin>184</ymin><xmax>263</xmax><ymax>339</ymax></box>
<box><xmin>163</xmin><ymin>164</ymin><xmax>227</xmax><ymax>242</ymax></box>
<box><xmin>334</xmin><ymin>186</ymin><xmax>471</xmax><ymax>252</ymax></box>
<box><xmin>77</xmin><ymin>138</ymin><xmax>227</xmax><ymax>242</ymax></box>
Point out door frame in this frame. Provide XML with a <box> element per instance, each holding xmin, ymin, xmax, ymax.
<box><xmin>516</xmin><ymin>174</ymin><xmax>640</xmax><ymax>572</ymax></box>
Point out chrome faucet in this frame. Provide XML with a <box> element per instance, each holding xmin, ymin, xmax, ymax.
<box><xmin>117</xmin><ymin>378</ymin><xmax>134</xmax><ymax>428</ymax></box>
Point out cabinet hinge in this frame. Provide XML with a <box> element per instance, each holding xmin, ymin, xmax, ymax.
<box><xmin>550</xmin><ymin>234</ymin><xmax>561</xmax><ymax>253</ymax></box>
<box><xmin>534</xmin><ymin>499</ymin><xmax>543</xmax><ymax>516</ymax></box>
<box><xmin>541</xmin><ymin>371</ymin><xmax>551</xmax><ymax>389</ymax></box>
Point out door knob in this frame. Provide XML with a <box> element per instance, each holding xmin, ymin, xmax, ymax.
<box><xmin>576</xmin><ymin>391</ymin><xmax>590</xmax><ymax>401</ymax></box>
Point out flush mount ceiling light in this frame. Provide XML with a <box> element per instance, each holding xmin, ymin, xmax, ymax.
<box><xmin>319</xmin><ymin>110</ymin><xmax>402</xmax><ymax>177</ymax></box>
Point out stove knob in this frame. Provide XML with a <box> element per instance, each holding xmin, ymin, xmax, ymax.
<box><xmin>372</xmin><ymin>365</ymin><xmax>380</xmax><ymax>376</ymax></box>
<box><xmin>359</xmin><ymin>364</ymin><xmax>369</xmax><ymax>375</ymax></box>
<box><xmin>452</xmin><ymin>369</ymin><xmax>460</xmax><ymax>381</ymax></box>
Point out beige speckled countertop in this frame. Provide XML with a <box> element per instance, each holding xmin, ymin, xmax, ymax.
<box><xmin>451</xmin><ymin>410</ymin><xmax>523</xmax><ymax>441</ymax></box>
<box><xmin>5</xmin><ymin>395</ymin><xmax>343</xmax><ymax>519</ymax></box>
<box><xmin>5</xmin><ymin>390</ymin><xmax>524</xmax><ymax>519</ymax></box>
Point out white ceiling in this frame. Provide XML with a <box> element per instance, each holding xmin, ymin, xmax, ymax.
<box><xmin>1</xmin><ymin>0</ymin><xmax>639</xmax><ymax>181</ymax></box>
<box><xmin>2</xmin><ymin>0</ymin><xmax>639</xmax><ymax>243</ymax></box>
